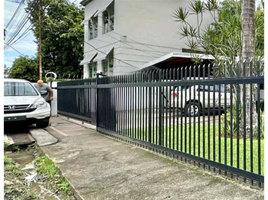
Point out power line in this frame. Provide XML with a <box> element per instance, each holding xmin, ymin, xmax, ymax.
<box><xmin>4</xmin><ymin>0</ymin><xmax>40</xmax><ymax>49</ymax></box>
<box><xmin>5</xmin><ymin>24</ymin><xmax>32</xmax><ymax>49</ymax></box>
<box><xmin>8</xmin><ymin>0</ymin><xmax>51</xmax><ymax>49</ymax></box>
<box><xmin>84</xmin><ymin>40</ymin><xmax>141</xmax><ymax>69</ymax></box>
<box><xmin>103</xmin><ymin>32</ymin><xmax>160</xmax><ymax>58</ymax></box>
<box><xmin>84</xmin><ymin>40</ymin><xmax>120</xmax><ymax>54</ymax></box>
<box><xmin>4</xmin><ymin>42</ymin><xmax>25</xmax><ymax>56</ymax></box>
<box><xmin>5</xmin><ymin>0</ymin><xmax>25</xmax><ymax>29</ymax></box>
<box><xmin>5</xmin><ymin>15</ymin><xmax>30</xmax><ymax>48</ymax></box>
<box><xmin>82</xmin><ymin>24</ymin><xmax>162</xmax><ymax>59</ymax></box>
<box><xmin>97</xmin><ymin>23</ymin><xmax>166</xmax><ymax>56</ymax></box>
<box><xmin>5</xmin><ymin>6</ymin><xmax>29</xmax><ymax>44</ymax></box>
<box><xmin>5</xmin><ymin>0</ymin><xmax>40</xmax><ymax>48</ymax></box>
<box><xmin>8</xmin><ymin>25</ymin><xmax>32</xmax><ymax>47</ymax></box>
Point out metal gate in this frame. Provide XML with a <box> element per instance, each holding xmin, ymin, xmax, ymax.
<box><xmin>58</xmin><ymin>61</ymin><xmax>264</xmax><ymax>185</ymax></box>
<box><xmin>57</xmin><ymin>79</ymin><xmax>97</xmax><ymax>124</ymax></box>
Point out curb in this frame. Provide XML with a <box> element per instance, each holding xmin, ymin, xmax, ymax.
<box><xmin>35</xmin><ymin>144</ymin><xmax>84</xmax><ymax>200</ymax></box>
<box><xmin>57</xmin><ymin>115</ymin><xmax>96</xmax><ymax>130</ymax></box>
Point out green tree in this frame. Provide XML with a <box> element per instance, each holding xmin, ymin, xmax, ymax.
<box><xmin>27</xmin><ymin>0</ymin><xmax>84</xmax><ymax>78</ymax></box>
<box><xmin>9</xmin><ymin>57</ymin><xmax>39</xmax><ymax>82</ymax></box>
<box><xmin>174</xmin><ymin>0</ymin><xmax>264</xmax><ymax>66</ymax></box>
<box><xmin>242</xmin><ymin>0</ymin><xmax>255</xmax><ymax>62</ymax></box>
<box><xmin>174</xmin><ymin>0</ymin><xmax>264</xmax><ymax>134</ymax></box>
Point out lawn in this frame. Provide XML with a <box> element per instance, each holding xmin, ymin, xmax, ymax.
<box><xmin>123</xmin><ymin>124</ymin><xmax>264</xmax><ymax>176</ymax></box>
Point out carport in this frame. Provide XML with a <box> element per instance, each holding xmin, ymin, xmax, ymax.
<box><xmin>140</xmin><ymin>52</ymin><xmax>215</xmax><ymax>79</ymax></box>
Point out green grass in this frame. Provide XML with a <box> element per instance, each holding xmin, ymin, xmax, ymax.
<box><xmin>4</xmin><ymin>156</ymin><xmax>39</xmax><ymax>200</ymax></box>
<box><xmin>123</xmin><ymin>124</ymin><xmax>264</xmax><ymax>176</ymax></box>
<box><xmin>4</xmin><ymin>142</ymin><xmax>21</xmax><ymax>152</ymax></box>
<box><xmin>34</xmin><ymin>155</ymin><xmax>73</xmax><ymax>195</ymax></box>
<box><xmin>4</xmin><ymin>156</ymin><xmax>13</xmax><ymax>165</ymax></box>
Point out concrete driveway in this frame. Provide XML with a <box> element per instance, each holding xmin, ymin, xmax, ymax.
<box><xmin>40</xmin><ymin>117</ymin><xmax>263</xmax><ymax>200</ymax></box>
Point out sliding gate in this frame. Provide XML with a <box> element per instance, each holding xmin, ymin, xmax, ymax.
<box><xmin>57</xmin><ymin>79</ymin><xmax>97</xmax><ymax>124</ymax></box>
<box><xmin>59</xmin><ymin>61</ymin><xmax>264</xmax><ymax>185</ymax></box>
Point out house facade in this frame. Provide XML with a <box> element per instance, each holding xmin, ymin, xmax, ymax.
<box><xmin>80</xmin><ymin>0</ymin><xmax>213</xmax><ymax>78</ymax></box>
<box><xmin>4</xmin><ymin>66</ymin><xmax>11</xmax><ymax>78</ymax></box>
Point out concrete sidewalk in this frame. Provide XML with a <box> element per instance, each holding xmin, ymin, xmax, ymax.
<box><xmin>41</xmin><ymin>117</ymin><xmax>263</xmax><ymax>200</ymax></box>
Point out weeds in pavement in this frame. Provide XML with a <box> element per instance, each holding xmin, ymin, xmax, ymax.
<box><xmin>34</xmin><ymin>155</ymin><xmax>73</xmax><ymax>197</ymax></box>
<box><xmin>4</xmin><ymin>156</ymin><xmax>39</xmax><ymax>200</ymax></box>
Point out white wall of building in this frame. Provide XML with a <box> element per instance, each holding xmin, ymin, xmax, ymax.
<box><xmin>82</xmin><ymin>0</ymin><xmax>213</xmax><ymax>77</ymax></box>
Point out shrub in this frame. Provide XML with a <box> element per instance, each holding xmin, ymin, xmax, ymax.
<box><xmin>221</xmin><ymin>106</ymin><xmax>264</xmax><ymax>139</ymax></box>
<box><xmin>255</xmin><ymin>111</ymin><xmax>264</xmax><ymax>139</ymax></box>
<box><xmin>221</xmin><ymin>105</ymin><xmax>241</xmax><ymax>138</ymax></box>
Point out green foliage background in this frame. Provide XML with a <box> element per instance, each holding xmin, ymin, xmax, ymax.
<box><xmin>10</xmin><ymin>0</ymin><xmax>84</xmax><ymax>80</ymax></box>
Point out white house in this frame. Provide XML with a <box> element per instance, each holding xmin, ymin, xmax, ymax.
<box><xmin>4</xmin><ymin>66</ymin><xmax>11</xmax><ymax>78</ymax></box>
<box><xmin>80</xmin><ymin>0</ymin><xmax>213</xmax><ymax>78</ymax></box>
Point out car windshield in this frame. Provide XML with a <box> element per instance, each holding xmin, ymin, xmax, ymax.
<box><xmin>4</xmin><ymin>82</ymin><xmax>38</xmax><ymax>96</ymax></box>
<box><xmin>198</xmin><ymin>85</ymin><xmax>229</xmax><ymax>92</ymax></box>
<box><xmin>174</xmin><ymin>86</ymin><xmax>189</xmax><ymax>91</ymax></box>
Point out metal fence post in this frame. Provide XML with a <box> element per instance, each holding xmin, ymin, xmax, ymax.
<box><xmin>148</xmin><ymin>75</ymin><xmax>152</xmax><ymax>143</ymax></box>
<box><xmin>158</xmin><ymin>70</ymin><xmax>164</xmax><ymax>146</ymax></box>
<box><xmin>57</xmin><ymin>61</ymin><xmax>264</xmax><ymax>184</ymax></box>
<box><xmin>96</xmin><ymin>73</ymin><xmax>100</xmax><ymax>128</ymax></box>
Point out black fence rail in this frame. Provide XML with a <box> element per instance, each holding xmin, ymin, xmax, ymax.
<box><xmin>58</xmin><ymin>60</ymin><xmax>264</xmax><ymax>185</ymax></box>
<box><xmin>57</xmin><ymin>78</ymin><xmax>97</xmax><ymax>124</ymax></box>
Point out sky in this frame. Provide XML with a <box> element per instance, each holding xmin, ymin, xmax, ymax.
<box><xmin>4</xmin><ymin>0</ymin><xmax>262</xmax><ymax>68</ymax></box>
<box><xmin>4</xmin><ymin>0</ymin><xmax>82</xmax><ymax>68</ymax></box>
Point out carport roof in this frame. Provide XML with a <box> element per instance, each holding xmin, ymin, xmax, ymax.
<box><xmin>140</xmin><ymin>52</ymin><xmax>214</xmax><ymax>71</ymax></box>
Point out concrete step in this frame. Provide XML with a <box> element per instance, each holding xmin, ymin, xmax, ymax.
<box><xmin>29</xmin><ymin>129</ymin><xmax>58</xmax><ymax>147</ymax></box>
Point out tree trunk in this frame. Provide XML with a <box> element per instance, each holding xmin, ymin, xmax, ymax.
<box><xmin>241</xmin><ymin>0</ymin><xmax>257</xmax><ymax>136</ymax></box>
<box><xmin>242</xmin><ymin>0</ymin><xmax>255</xmax><ymax>60</ymax></box>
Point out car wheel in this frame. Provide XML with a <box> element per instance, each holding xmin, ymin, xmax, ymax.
<box><xmin>185</xmin><ymin>102</ymin><xmax>201</xmax><ymax>117</ymax></box>
<box><xmin>36</xmin><ymin>119</ymin><xmax>50</xmax><ymax>128</ymax></box>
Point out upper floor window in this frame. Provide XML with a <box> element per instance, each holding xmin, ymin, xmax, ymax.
<box><xmin>88</xmin><ymin>16</ymin><xmax>98</xmax><ymax>40</ymax></box>
<box><xmin>92</xmin><ymin>17</ymin><xmax>98</xmax><ymax>38</ymax></box>
<box><xmin>88</xmin><ymin>21</ymin><xmax>93</xmax><ymax>40</ymax></box>
<box><xmin>103</xmin><ymin>1</ymin><xmax>114</xmax><ymax>34</ymax></box>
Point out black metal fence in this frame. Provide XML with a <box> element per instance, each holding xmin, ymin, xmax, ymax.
<box><xmin>58</xmin><ymin>61</ymin><xmax>264</xmax><ymax>185</ymax></box>
<box><xmin>58</xmin><ymin>79</ymin><xmax>97</xmax><ymax>124</ymax></box>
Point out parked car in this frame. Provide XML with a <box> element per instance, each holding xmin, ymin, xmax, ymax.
<box><xmin>256</xmin><ymin>83</ymin><xmax>264</xmax><ymax>111</ymax></box>
<box><xmin>170</xmin><ymin>84</ymin><xmax>231</xmax><ymax>117</ymax></box>
<box><xmin>4</xmin><ymin>78</ymin><xmax>50</xmax><ymax>128</ymax></box>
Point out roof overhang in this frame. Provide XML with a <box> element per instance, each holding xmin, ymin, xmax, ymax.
<box><xmin>81</xmin><ymin>10</ymin><xmax>98</xmax><ymax>25</ymax></box>
<box><xmin>81</xmin><ymin>0</ymin><xmax>114</xmax><ymax>24</ymax></box>
<box><xmin>93</xmin><ymin>46</ymin><xmax>114</xmax><ymax>62</ymax></box>
<box><xmin>140</xmin><ymin>52</ymin><xmax>214</xmax><ymax>71</ymax></box>
<box><xmin>80</xmin><ymin>52</ymin><xmax>98</xmax><ymax>65</ymax></box>
<box><xmin>93</xmin><ymin>0</ymin><xmax>113</xmax><ymax>17</ymax></box>
<box><xmin>80</xmin><ymin>0</ymin><xmax>93</xmax><ymax>6</ymax></box>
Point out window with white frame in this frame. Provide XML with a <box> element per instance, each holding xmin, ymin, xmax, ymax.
<box><xmin>92</xmin><ymin>16</ymin><xmax>98</xmax><ymax>38</ymax></box>
<box><xmin>102</xmin><ymin>1</ymin><xmax>114</xmax><ymax>34</ymax></box>
<box><xmin>88</xmin><ymin>62</ymin><xmax>97</xmax><ymax>78</ymax></box>
<box><xmin>101</xmin><ymin>50</ymin><xmax>114</xmax><ymax>75</ymax></box>
<box><xmin>88</xmin><ymin>16</ymin><xmax>98</xmax><ymax>40</ymax></box>
<box><xmin>88</xmin><ymin>21</ymin><xmax>93</xmax><ymax>40</ymax></box>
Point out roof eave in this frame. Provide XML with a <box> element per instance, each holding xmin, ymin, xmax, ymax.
<box><xmin>80</xmin><ymin>0</ymin><xmax>93</xmax><ymax>6</ymax></box>
<box><xmin>141</xmin><ymin>52</ymin><xmax>214</xmax><ymax>69</ymax></box>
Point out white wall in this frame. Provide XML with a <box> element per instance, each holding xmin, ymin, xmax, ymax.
<box><xmin>48</xmin><ymin>82</ymin><xmax>58</xmax><ymax>116</ymax></box>
<box><xmin>82</xmin><ymin>0</ymin><xmax>214</xmax><ymax>76</ymax></box>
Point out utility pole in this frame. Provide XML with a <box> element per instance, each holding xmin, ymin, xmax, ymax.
<box><xmin>38</xmin><ymin>0</ymin><xmax>42</xmax><ymax>80</ymax></box>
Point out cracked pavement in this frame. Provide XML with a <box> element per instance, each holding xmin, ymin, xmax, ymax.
<box><xmin>40</xmin><ymin>117</ymin><xmax>264</xmax><ymax>200</ymax></box>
